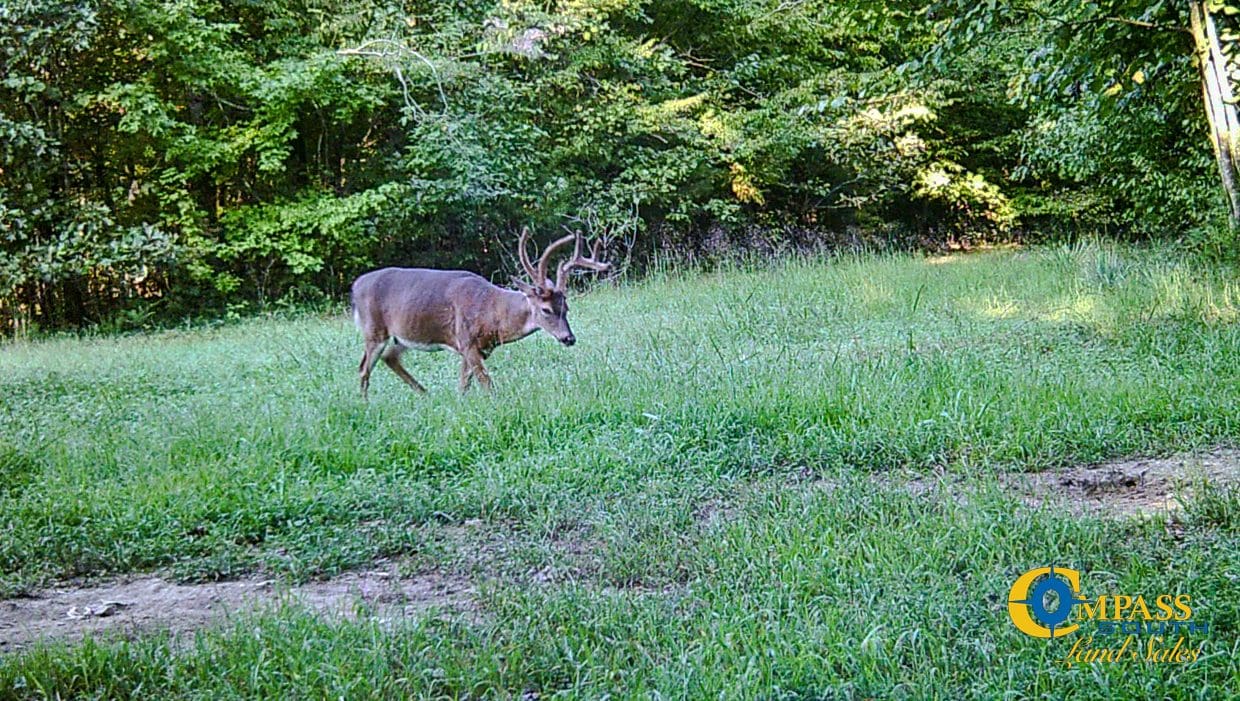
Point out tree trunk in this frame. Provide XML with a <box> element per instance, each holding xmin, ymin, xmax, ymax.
<box><xmin>1190</xmin><ymin>0</ymin><xmax>1240</xmax><ymax>227</ymax></box>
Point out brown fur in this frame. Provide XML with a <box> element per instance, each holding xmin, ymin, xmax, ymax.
<box><xmin>351</xmin><ymin>268</ymin><xmax>572</xmax><ymax>396</ymax></box>
<box><xmin>351</xmin><ymin>230</ymin><xmax>608</xmax><ymax>397</ymax></box>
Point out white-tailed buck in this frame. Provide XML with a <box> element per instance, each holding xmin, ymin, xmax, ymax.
<box><xmin>350</xmin><ymin>228</ymin><xmax>611</xmax><ymax>397</ymax></box>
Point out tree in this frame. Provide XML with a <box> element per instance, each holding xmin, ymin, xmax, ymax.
<box><xmin>1189</xmin><ymin>0</ymin><xmax>1240</xmax><ymax>225</ymax></box>
<box><xmin>932</xmin><ymin>0</ymin><xmax>1239</xmax><ymax>235</ymax></box>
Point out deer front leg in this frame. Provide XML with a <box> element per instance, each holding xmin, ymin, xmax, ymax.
<box><xmin>474</xmin><ymin>360</ymin><xmax>493</xmax><ymax>391</ymax></box>
<box><xmin>459</xmin><ymin>347</ymin><xmax>493</xmax><ymax>393</ymax></box>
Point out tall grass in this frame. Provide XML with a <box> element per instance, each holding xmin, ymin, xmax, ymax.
<box><xmin>1</xmin><ymin>242</ymin><xmax>1237</xmax><ymax>698</ymax></box>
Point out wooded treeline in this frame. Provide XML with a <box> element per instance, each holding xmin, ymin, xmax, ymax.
<box><xmin>2</xmin><ymin>0</ymin><xmax>1237</xmax><ymax>332</ymax></box>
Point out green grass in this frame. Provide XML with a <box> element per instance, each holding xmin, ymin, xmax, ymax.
<box><xmin>2</xmin><ymin>242</ymin><xmax>1239</xmax><ymax>698</ymax></box>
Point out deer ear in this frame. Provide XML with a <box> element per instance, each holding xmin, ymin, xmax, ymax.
<box><xmin>513</xmin><ymin>279</ymin><xmax>538</xmax><ymax>295</ymax></box>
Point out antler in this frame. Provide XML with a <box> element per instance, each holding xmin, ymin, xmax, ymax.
<box><xmin>517</xmin><ymin>227</ymin><xmax>611</xmax><ymax>289</ymax></box>
<box><xmin>555</xmin><ymin>231</ymin><xmax>612</xmax><ymax>290</ymax></box>
<box><xmin>535</xmin><ymin>234</ymin><xmax>576</xmax><ymax>288</ymax></box>
<box><xmin>517</xmin><ymin>227</ymin><xmax>540</xmax><ymax>284</ymax></box>
<box><xmin>517</xmin><ymin>227</ymin><xmax>575</xmax><ymax>287</ymax></box>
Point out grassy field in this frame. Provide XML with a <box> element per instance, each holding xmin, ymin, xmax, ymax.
<box><xmin>1</xmin><ymin>242</ymin><xmax>1238</xmax><ymax>698</ymax></box>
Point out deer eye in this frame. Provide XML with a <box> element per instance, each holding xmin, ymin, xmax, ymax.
<box><xmin>542</xmin><ymin>308</ymin><xmax>553</xmax><ymax>316</ymax></box>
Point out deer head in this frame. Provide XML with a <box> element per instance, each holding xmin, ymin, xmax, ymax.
<box><xmin>514</xmin><ymin>226</ymin><xmax>612</xmax><ymax>346</ymax></box>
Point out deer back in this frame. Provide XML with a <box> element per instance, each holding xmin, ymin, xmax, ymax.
<box><xmin>351</xmin><ymin>268</ymin><xmax>529</xmax><ymax>350</ymax></box>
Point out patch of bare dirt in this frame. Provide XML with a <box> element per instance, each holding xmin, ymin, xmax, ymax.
<box><xmin>693</xmin><ymin>496</ymin><xmax>743</xmax><ymax>529</ymax></box>
<box><xmin>0</xmin><ymin>563</ymin><xmax>474</xmax><ymax>654</ymax></box>
<box><xmin>436</xmin><ymin>518</ymin><xmax>694</xmax><ymax>595</ymax></box>
<box><xmin>437</xmin><ymin>518</ymin><xmax>605</xmax><ymax>586</ymax></box>
<box><xmin>875</xmin><ymin>448</ymin><xmax>1240</xmax><ymax>517</ymax></box>
<box><xmin>1006</xmin><ymin>448</ymin><xmax>1240</xmax><ymax>516</ymax></box>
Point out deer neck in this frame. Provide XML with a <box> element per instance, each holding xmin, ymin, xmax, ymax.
<box><xmin>497</xmin><ymin>288</ymin><xmax>539</xmax><ymax>345</ymax></box>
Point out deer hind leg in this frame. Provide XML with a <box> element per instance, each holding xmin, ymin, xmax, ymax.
<box><xmin>359</xmin><ymin>338</ymin><xmax>385</xmax><ymax>400</ymax></box>
<box><xmin>381</xmin><ymin>344</ymin><xmax>427</xmax><ymax>394</ymax></box>
<box><xmin>458</xmin><ymin>358</ymin><xmax>471</xmax><ymax>393</ymax></box>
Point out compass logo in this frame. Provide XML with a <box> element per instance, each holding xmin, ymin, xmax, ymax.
<box><xmin>1006</xmin><ymin>565</ymin><xmax>1215</xmax><ymax>666</ymax></box>
<box><xmin>1007</xmin><ymin>565</ymin><xmax>1089</xmax><ymax>639</ymax></box>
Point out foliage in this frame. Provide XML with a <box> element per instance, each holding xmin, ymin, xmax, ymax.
<box><xmin>931</xmin><ymin>0</ymin><xmax>1231</xmax><ymax>238</ymax></box>
<box><xmin>1</xmin><ymin>0</ymin><xmax>400</xmax><ymax>328</ymax></box>
<box><xmin>2</xmin><ymin>0</ymin><xmax>1237</xmax><ymax>330</ymax></box>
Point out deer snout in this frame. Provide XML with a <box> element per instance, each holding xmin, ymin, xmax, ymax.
<box><xmin>561</xmin><ymin>333</ymin><xmax>576</xmax><ymax>347</ymax></box>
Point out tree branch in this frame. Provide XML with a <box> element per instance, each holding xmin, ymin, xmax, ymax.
<box><xmin>1008</xmin><ymin>4</ymin><xmax>1190</xmax><ymax>36</ymax></box>
<box><xmin>338</xmin><ymin>39</ymin><xmax>450</xmax><ymax>114</ymax></box>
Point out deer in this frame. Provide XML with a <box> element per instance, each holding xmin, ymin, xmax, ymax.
<box><xmin>350</xmin><ymin>228</ymin><xmax>611</xmax><ymax>397</ymax></box>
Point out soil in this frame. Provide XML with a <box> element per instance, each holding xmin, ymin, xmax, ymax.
<box><xmin>0</xmin><ymin>563</ymin><xmax>474</xmax><ymax>654</ymax></box>
<box><xmin>883</xmin><ymin>448</ymin><xmax>1240</xmax><ymax>517</ymax></box>
<box><xmin>1005</xmin><ymin>447</ymin><xmax>1240</xmax><ymax>516</ymax></box>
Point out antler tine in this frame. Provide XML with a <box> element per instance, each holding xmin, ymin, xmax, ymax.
<box><xmin>537</xmin><ymin>233</ymin><xmax>577</xmax><ymax>289</ymax></box>
<box><xmin>555</xmin><ymin>232</ymin><xmax>582</xmax><ymax>291</ymax></box>
<box><xmin>517</xmin><ymin>226</ymin><xmax>540</xmax><ymax>284</ymax></box>
<box><xmin>555</xmin><ymin>230</ymin><xmax>612</xmax><ymax>290</ymax></box>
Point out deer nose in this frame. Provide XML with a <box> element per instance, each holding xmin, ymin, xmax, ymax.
<box><xmin>562</xmin><ymin>334</ymin><xmax>576</xmax><ymax>347</ymax></box>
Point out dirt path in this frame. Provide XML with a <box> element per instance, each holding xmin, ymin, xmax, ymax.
<box><xmin>886</xmin><ymin>447</ymin><xmax>1240</xmax><ymax>516</ymax></box>
<box><xmin>1008</xmin><ymin>447</ymin><xmax>1240</xmax><ymax>515</ymax></box>
<box><xmin>0</xmin><ymin>564</ymin><xmax>474</xmax><ymax>654</ymax></box>
<box><xmin>3</xmin><ymin>449</ymin><xmax>1235</xmax><ymax>654</ymax></box>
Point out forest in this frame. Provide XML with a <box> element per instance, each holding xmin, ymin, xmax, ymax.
<box><xmin>2</xmin><ymin>0</ymin><xmax>1239</xmax><ymax>332</ymax></box>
